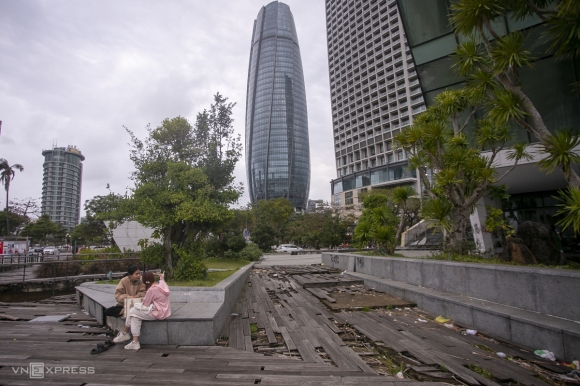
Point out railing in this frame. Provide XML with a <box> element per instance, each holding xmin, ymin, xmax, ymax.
<box><xmin>0</xmin><ymin>253</ymin><xmax>154</xmax><ymax>298</ymax></box>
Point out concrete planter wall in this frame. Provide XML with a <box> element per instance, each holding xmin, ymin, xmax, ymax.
<box><xmin>76</xmin><ymin>263</ymin><xmax>253</xmax><ymax>345</ymax></box>
<box><xmin>322</xmin><ymin>253</ymin><xmax>580</xmax><ymax>322</ymax></box>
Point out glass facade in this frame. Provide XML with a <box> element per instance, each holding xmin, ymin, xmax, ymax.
<box><xmin>41</xmin><ymin>146</ymin><xmax>85</xmax><ymax>230</ymax></box>
<box><xmin>396</xmin><ymin>1</ymin><xmax>580</xmax><ymax>137</ymax></box>
<box><xmin>245</xmin><ymin>1</ymin><xmax>310</xmax><ymax>211</ymax></box>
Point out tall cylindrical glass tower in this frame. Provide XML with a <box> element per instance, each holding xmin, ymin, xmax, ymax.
<box><xmin>245</xmin><ymin>1</ymin><xmax>310</xmax><ymax>211</ymax></box>
<box><xmin>41</xmin><ymin>146</ymin><xmax>85</xmax><ymax>230</ymax></box>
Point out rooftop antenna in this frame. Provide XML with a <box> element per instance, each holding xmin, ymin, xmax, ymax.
<box><xmin>53</xmin><ymin>139</ymin><xmax>58</xmax><ymax>149</ymax></box>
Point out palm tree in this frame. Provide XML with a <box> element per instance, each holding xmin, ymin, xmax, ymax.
<box><xmin>391</xmin><ymin>185</ymin><xmax>417</xmax><ymax>246</ymax></box>
<box><xmin>0</xmin><ymin>159</ymin><xmax>24</xmax><ymax>235</ymax></box>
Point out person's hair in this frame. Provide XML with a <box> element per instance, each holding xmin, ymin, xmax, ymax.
<box><xmin>122</xmin><ymin>265</ymin><xmax>140</xmax><ymax>278</ymax></box>
<box><xmin>142</xmin><ymin>271</ymin><xmax>156</xmax><ymax>290</ymax></box>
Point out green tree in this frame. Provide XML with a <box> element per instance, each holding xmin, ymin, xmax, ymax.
<box><xmin>250</xmin><ymin>198</ymin><xmax>294</xmax><ymax>250</ymax></box>
<box><xmin>396</xmin><ymin>90</ymin><xmax>531</xmax><ymax>253</ymax></box>
<box><xmin>450</xmin><ymin>0</ymin><xmax>580</xmax><ymax>235</ymax></box>
<box><xmin>124</xmin><ymin>94</ymin><xmax>242</xmax><ymax>277</ymax></box>
<box><xmin>20</xmin><ymin>214</ymin><xmax>59</xmax><ymax>244</ymax></box>
<box><xmin>391</xmin><ymin>185</ymin><xmax>419</xmax><ymax>245</ymax></box>
<box><xmin>0</xmin><ymin>210</ymin><xmax>27</xmax><ymax>236</ymax></box>
<box><xmin>0</xmin><ymin>159</ymin><xmax>24</xmax><ymax>235</ymax></box>
<box><xmin>71</xmin><ymin>216</ymin><xmax>107</xmax><ymax>244</ymax></box>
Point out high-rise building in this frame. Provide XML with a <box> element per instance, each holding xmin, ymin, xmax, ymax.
<box><xmin>41</xmin><ymin>146</ymin><xmax>85</xmax><ymax>230</ymax></box>
<box><xmin>325</xmin><ymin>0</ymin><xmax>426</xmax><ymax>210</ymax></box>
<box><xmin>245</xmin><ymin>1</ymin><xmax>311</xmax><ymax>211</ymax></box>
<box><xmin>396</xmin><ymin>1</ymin><xmax>579</xmax><ymax>251</ymax></box>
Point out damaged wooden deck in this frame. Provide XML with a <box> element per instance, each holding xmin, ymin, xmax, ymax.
<box><xmin>222</xmin><ymin>265</ymin><xmax>575</xmax><ymax>385</ymax></box>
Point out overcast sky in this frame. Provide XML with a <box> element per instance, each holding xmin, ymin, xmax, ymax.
<box><xmin>0</xmin><ymin>0</ymin><xmax>335</xmax><ymax>218</ymax></box>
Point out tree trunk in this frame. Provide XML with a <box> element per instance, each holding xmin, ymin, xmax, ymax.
<box><xmin>395</xmin><ymin>206</ymin><xmax>406</xmax><ymax>248</ymax></box>
<box><xmin>446</xmin><ymin>207</ymin><xmax>472</xmax><ymax>254</ymax></box>
<box><xmin>5</xmin><ymin>187</ymin><xmax>9</xmax><ymax>235</ymax></box>
<box><xmin>164</xmin><ymin>228</ymin><xmax>173</xmax><ymax>278</ymax></box>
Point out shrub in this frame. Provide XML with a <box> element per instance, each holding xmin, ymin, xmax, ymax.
<box><xmin>140</xmin><ymin>243</ymin><xmax>166</xmax><ymax>269</ymax></box>
<box><xmin>239</xmin><ymin>243</ymin><xmax>262</xmax><ymax>261</ymax></box>
<box><xmin>224</xmin><ymin>249</ymin><xmax>240</xmax><ymax>259</ymax></box>
<box><xmin>173</xmin><ymin>246</ymin><xmax>207</xmax><ymax>281</ymax></box>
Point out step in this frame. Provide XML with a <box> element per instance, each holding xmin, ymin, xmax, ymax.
<box><xmin>346</xmin><ymin>271</ymin><xmax>580</xmax><ymax>362</ymax></box>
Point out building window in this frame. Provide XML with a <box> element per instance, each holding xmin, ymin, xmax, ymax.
<box><xmin>369</xmin><ymin>146</ymin><xmax>375</xmax><ymax>156</ymax></box>
<box><xmin>377</xmin><ymin>142</ymin><xmax>384</xmax><ymax>153</ymax></box>
<box><xmin>371</xmin><ymin>158</ymin><xmax>377</xmax><ymax>167</ymax></box>
<box><xmin>334</xmin><ymin>194</ymin><xmax>341</xmax><ymax>206</ymax></box>
<box><xmin>386</xmin><ymin>140</ymin><xmax>392</xmax><ymax>150</ymax></box>
<box><xmin>345</xmin><ymin>191</ymin><xmax>354</xmax><ymax>205</ymax></box>
<box><xmin>397</xmin><ymin>150</ymin><xmax>404</xmax><ymax>161</ymax></box>
<box><xmin>387</xmin><ymin>153</ymin><xmax>394</xmax><ymax>163</ymax></box>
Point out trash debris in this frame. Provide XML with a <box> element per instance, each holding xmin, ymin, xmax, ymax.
<box><xmin>496</xmin><ymin>352</ymin><xmax>507</xmax><ymax>358</ymax></box>
<box><xmin>443</xmin><ymin>323</ymin><xmax>454</xmax><ymax>329</ymax></box>
<box><xmin>565</xmin><ymin>370</ymin><xmax>580</xmax><ymax>381</ymax></box>
<box><xmin>464</xmin><ymin>329</ymin><xmax>477</xmax><ymax>335</ymax></box>
<box><xmin>534</xmin><ymin>350</ymin><xmax>556</xmax><ymax>361</ymax></box>
<box><xmin>230</xmin><ymin>313</ymin><xmax>239</xmax><ymax>317</ymax></box>
<box><xmin>574</xmin><ymin>360</ymin><xmax>580</xmax><ymax>370</ymax></box>
<box><xmin>396</xmin><ymin>371</ymin><xmax>404</xmax><ymax>379</ymax></box>
<box><xmin>435</xmin><ymin>316</ymin><xmax>450</xmax><ymax>324</ymax></box>
<box><xmin>417</xmin><ymin>318</ymin><xmax>428</xmax><ymax>323</ymax></box>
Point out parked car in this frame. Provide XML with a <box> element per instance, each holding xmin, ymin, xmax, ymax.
<box><xmin>43</xmin><ymin>246</ymin><xmax>58</xmax><ymax>255</ymax></box>
<box><xmin>276</xmin><ymin>244</ymin><xmax>303</xmax><ymax>254</ymax></box>
<box><xmin>28</xmin><ymin>247</ymin><xmax>44</xmax><ymax>256</ymax></box>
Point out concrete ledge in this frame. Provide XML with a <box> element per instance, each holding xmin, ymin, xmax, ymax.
<box><xmin>348</xmin><ymin>271</ymin><xmax>580</xmax><ymax>362</ymax></box>
<box><xmin>76</xmin><ymin>263</ymin><xmax>253</xmax><ymax>345</ymax></box>
<box><xmin>322</xmin><ymin>253</ymin><xmax>580</xmax><ymax>321</ymax></box>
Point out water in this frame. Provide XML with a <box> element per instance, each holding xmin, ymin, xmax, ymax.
<box><xmin>0</xmin><ymin>290</ymin><xmax>76</xmax><ymax>303</ymax></box>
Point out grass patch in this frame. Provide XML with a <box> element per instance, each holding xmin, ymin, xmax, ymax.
<box><xmin>204</xmin><ymin>258</ymin><xmax>251</xmax><ymax>270</ymax></box>
<box><xmin>353</xmin><ymin>250</ymin><xmax>580</xmax><ymax>270</ymax></box>
<box><xmin>474</xmin><ymin>344</ymin><xmax>494</xmax><ymax>353</ymax></box>
<box><xmin>465</xmin><ymin>364</ymin><xmax>495</xmax><ymax>380</ymax></box>
<box><xmin>250</xmin><ymin>323</ymin><xmax>258</xmax><ymax>335</ymax></box>
<box><xmin>167</xmin><ymin>270</ymin><xmax>237</xmax><ymax>287</ymax></box>
<box><xmin>361</xmin><ymin>307</ymin><xmax>372</xmax><ymax>312</ymax></box>
<box><xmin>95</xmin><ymin>258</ymin><xmax>252</xmax><ymax>286</ymax></box>
<box><xmin>94</xmin><ymin>269</ymin><xmax>235</xmax><ymax>287</ymax></box>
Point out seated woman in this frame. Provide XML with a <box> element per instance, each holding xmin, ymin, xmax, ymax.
<box><xmin>104</xmin><ymin>266</ymin><xmax>147</xmax><ymax>317</ymax></box>
<box><xmin>113</xmin><ymin>271</ymin><xmax>171</xmax><ymax>350</ymax></box>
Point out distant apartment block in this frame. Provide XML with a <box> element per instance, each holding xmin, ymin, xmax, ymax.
<box><xmin>41</xmin><ymin>146</ymin><xmax>85</xmax><ymax>230</ymax></box>
<box><xmin>325</xmin><ymin>0</ymin><xmax>426</xmax><ymax>210</ymax></box>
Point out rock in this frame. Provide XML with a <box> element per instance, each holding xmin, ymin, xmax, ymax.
<box><xmin>515</xmin><ymin>221</ymin><xmax>560</xmax><ymax>265</ymax></box>
<box><xmin>500</xmin><ymin>237</ymin><xmax>538</xmax><ymax>265</ymax></box>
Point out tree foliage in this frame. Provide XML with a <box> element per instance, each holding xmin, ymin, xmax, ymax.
<box><xmin>396</xmin><ymin>89</ymin><xmax>531</xmax><ymax>253</ymax></box>
<box><xmin>20</xmin><ymin>214</ymin><xmax>66</xmax><ymax>244</ymax></box>
<box><xmin>89</xmin><ymin>93</ymin><xmax>242</xmax><ymax>278</ymax></box>
<box><xmin>0</xmin><ymin>159</ymin><xmax>24</xmax><ymax>235</ymax></box>
<box><xmin>353</xmin><ymin>188</ymin><xmax>419</xmax><ymax>255</ymax></box>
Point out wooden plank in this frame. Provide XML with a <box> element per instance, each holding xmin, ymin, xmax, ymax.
<box><xmin>279</xmin><ymin>326</ymin><xmax>296</xmax><ymax>351</ymax></box>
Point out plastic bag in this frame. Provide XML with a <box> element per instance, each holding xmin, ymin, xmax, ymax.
<box><xmin>465</xmin><ymin>329</ymin><xmax>477</xmax><ymax>335</ymax></box>
<box><xmin>534</xmin><ymin>350</ymin><xmax>556</xmax><ymax>361</ymax></box>
<box><xmin>435</xmin><ymin>316</ymin><xmax>450</xmax><ymax>324</ymax></box>
<box><xmin>396</xmin><ymin>371</ymin><xmax>404</xmax><ymax>379</ymax></box>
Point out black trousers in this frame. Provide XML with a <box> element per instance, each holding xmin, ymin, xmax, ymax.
<box><xmin>104</xmin><ymin>305</ymin><xmax>123</xmax><ymax>317</ymax></box>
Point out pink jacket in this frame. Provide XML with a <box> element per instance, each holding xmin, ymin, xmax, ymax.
<box><xmin>142</xmin><ymin>279</ymin><xmax>171</xmax><ymax>320</ymax></box>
